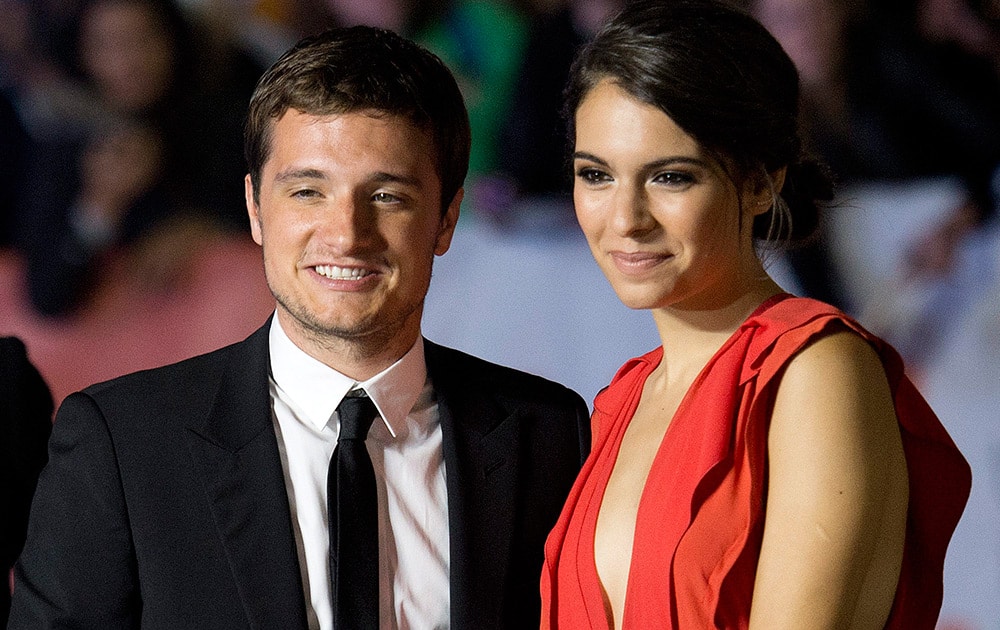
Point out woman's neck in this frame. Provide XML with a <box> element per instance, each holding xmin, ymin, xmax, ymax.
<box><xmin>651</xmin><ymin>275</ymin><xmax>784</xmax><ymax>371</ymax></box>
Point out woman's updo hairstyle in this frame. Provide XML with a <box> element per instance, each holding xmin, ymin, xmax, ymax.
<box><xmin>564</xmin><ymin>0</ymin><xmax>834</xmax><ymax>244</ymax></box>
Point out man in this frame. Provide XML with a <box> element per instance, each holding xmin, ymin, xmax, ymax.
<box><xmin>9</xmin><ymin>27</ymin><xmax>590</xmax><ymax>629</ymax></box>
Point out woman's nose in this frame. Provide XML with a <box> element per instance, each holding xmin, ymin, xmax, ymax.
<box><xmin>610</xmin><ymin>185</ymin><xmax>656</xmax><ymax>236</ymax></box>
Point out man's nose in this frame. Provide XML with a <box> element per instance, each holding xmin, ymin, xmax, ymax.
<box><xmin>317</xmin><ymin>193</ymin><xmax>377</xmax><ymax>253</ymax></box>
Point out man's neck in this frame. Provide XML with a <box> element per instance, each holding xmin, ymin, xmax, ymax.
<box><xmin>275</xmin><ymin>313</ymin><xmax>421</xmax><ymax>381</ymax></box>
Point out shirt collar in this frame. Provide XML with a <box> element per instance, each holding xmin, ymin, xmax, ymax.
<box><xmin>268</xmin><ymin>315</ymin><xmax>427</xmax><ymax>439</ymax></box>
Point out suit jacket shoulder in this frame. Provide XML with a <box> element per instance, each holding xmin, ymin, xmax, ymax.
<box><xmin>80</xmin><ymin>324</ymin><xmax>269</xmax><ymax>424</ymax></box>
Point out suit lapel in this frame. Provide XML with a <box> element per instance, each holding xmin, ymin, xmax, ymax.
<box><xmin>184</xmin><ymin>323</ymin><xmax>309</xmax><ymax>629</ymax></box>
<box><xmin>425</xmin><ymin>341</ymin><xmax>521</xmax><ymax>628</ymax></box>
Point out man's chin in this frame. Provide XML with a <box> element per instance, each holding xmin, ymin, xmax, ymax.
<box><xmin>273</xmin><ymin>295</ymin><xmax>424</xmax><ymax>350</ymax></box>
<box><xmin>283</xmin><ymin>311</ymin><xmax>375</xmax><ymax>342</ymax></box>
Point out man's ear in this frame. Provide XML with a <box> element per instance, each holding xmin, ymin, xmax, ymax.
<box><xmin>245</xmin><ymin>174</ymin><xmax>263</xmax><ymax>245</ymax></box>
<box><xmin>434</xmin><ymin>188</ymin><xmax>463</xmax><ymax>256</ymax></box>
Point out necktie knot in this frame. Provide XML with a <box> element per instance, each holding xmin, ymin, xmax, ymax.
<box><xmin>337</xmin><ymin>394</ymin><xmax>377</xmax><ymax>441</ymax></box>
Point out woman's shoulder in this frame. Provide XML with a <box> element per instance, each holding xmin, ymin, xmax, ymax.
<box><xmin>746</xmin><ymin>294</ymin><xmax>854</xmax><ymax>333</ymax></box>
<box><xmin>741</xmin><ymin>295</ymin><xmax>897</xmax><ymax>386</ymax></box>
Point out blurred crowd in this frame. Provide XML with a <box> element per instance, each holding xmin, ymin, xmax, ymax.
<box><xmin>1</xmin><ymin>0</ymin><xmax>998</xmax><ymax>327</ymax></box>
<box><xmin>756</xmin><ymin>0</ymin><xmax>1000</xmax><ymax>316</ymax></box>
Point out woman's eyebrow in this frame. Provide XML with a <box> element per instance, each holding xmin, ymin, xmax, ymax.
<box><xmin>571</xmin><ymin>152</ymin><xmax>710</xmax><ymax>170</ymax></box>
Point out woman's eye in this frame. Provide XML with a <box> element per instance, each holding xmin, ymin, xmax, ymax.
<box><xmin>577</xmin><ymin>168</ymin><xmax>610</xmax><ymax>184</ymax></box>
<box><xmin>653</xmin><ymin>171</ymin><xmax>695</xmax><ymax>187</ymax></box>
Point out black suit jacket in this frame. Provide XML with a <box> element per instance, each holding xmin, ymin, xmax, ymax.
<box><xmin>1</xmin><ymin>337</ymin><xmax>53</xmax><ymax>625</ymax></box>
<box><xmin>9</xmin><ymin>324</ymin><xmax>590</xmax><ymax>629</ymax></box>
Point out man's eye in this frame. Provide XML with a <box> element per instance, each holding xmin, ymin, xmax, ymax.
<box><xmin>372</xmin><ymin>192</ymin><xmax>400</xmax><ymax>203</ymax></box>
<box><xmin>292</xmin><ymin>188</ymin><xmax>320</xmax><ymax>199</ymax></box>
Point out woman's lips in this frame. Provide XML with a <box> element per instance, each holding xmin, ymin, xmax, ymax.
<box><xmin>609</xmin><ymin>250</ymin><xmax>672</xmax><ymax>276</ymax></box>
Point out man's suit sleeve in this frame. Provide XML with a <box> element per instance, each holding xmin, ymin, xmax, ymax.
<box><xmin>572</xmin><ymin>393</ymin><xmax>592</xmax><ymax>465</ymax></box>
<box><xmin>9</xmin><ymin>392</ymin><xmax>140</xmax><ymax>629</ymax></box>
<box><xmin>1</xmin><ymin>337</ymin><xmax>53</xmax><ymax>625</ymax></box>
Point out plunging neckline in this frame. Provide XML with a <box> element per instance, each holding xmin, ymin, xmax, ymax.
<box><xmin>589</xmin><ymin>293</ymin><xmax>789</xmax><ymax>629</ymax></box>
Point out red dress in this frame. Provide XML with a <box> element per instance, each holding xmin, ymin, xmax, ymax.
<box><xmin>540</xmin><ymin>295</ymin><xmax>970</xmax><ymax>629</ymax></box>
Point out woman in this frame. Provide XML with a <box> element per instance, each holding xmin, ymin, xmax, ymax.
<box><xmin>15</xmin><ymin>0</ymin><xmax>251</xmax><ymax>316</ymax></box>
<box><xmin>540</xmin><ymin>1</ymin><xmax>971</xmax><ymax>628</ymax></box>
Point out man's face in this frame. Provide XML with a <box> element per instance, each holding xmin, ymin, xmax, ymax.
<box><xmin>246</xmin><ymin>109</ymin><xmax>460</xmax><ymax>358</ymax></box>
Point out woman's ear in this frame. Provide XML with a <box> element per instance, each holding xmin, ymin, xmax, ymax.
<box><xmin>747</xmin><ymin>166</ymin><xmax>787</xmax><ymax>217</ymax></box>
<box><xmin>769</xmin><ymin>167</ymin><xmax>787</xmax><ymax>196</ymax></box>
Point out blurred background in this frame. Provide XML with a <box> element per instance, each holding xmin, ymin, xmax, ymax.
<box><xmin>0</xmin><ymin>0</ymin><xmax>997</xmax><ymax>627</ymax></box>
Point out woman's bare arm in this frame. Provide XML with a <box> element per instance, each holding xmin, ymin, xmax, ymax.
<box><xmin>749</xmin><ymin>330</ymin><xmax>908</xmax><ymax>629</ymax></box>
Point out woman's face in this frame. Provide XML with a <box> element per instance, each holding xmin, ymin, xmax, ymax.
<box><xmin>572</xmin><ymin>80</ymin><xmax>767</xmax><ymax>312</ymax></box>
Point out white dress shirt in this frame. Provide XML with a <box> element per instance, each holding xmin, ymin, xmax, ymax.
<box><xmin>268</xmin><ymin>317</ymin><xmax>450</xmax><ymax>629</ymax></box>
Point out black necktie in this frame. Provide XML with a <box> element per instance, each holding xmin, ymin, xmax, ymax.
<box><xmin>329</xmin><ymin>393</ymin><xmax>379</xmax><ymax>629</ymax></box>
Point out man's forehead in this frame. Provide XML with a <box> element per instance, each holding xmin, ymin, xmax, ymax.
<box><xmin>263</xmin><ymin>109</ymin><xmax>438</xmax><ymax>176</ymax></box>
<box><xmin>272</xmin><ymin>106</ymin><xmax>428</xmax><ymax>132</ymax></box>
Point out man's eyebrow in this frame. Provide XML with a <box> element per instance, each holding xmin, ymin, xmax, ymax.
<box><xmin>371</xmin><ymin>171</ymin><xmax>422</xmax><ymax>187</ymax></box>
<box><xmin>272</xmin><ymin>169</ymin><xmax>423</xmax><ymax>187</ymax></box>
<box><xmin>273</xmin><ymin>168</ymin><xmax>327</xmax><ymax>183</ymax></box>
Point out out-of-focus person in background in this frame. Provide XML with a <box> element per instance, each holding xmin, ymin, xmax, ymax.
<box><xmin>0</xmin><ymin>93</ymin><xmax>28</xmax><ymax>250</ymax></box>
<box><xmin>0</xmin><ymin>337</ymin><xmax>53</xmax><ymax>626</ymax></box>
<box><xmin>0</xmin><ymin>0</ymin><xmax>86</xmax><ymax>248</ymax></box>
<box><xmin>488</xmin><ymin>0</ymin><xmax>623</xmax><ymax>223</ymax></box>
<box><xmin>6</xmin><ymin>0</ymin><xmax>257</xmax><ymax>317</ymax></box>
<box><xmin>869</xmin><ymin>0</ymin><xmax>1000</xmax><ymax>281</ymax></box>
<box><xmin>752</xmin><ymin>0</ymin><xmax>1000</xmax><ymax>312</ymax></box>
<box><xmin>407</xmin><ymin>0</ymin><xmax>533</xmax><ymax>218</ymax></box>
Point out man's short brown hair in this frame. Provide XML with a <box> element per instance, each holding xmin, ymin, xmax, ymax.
<box><xmin>245</xmin><ymin>26</ymin><xmax>471</xmax><ymax>214</ymax></box>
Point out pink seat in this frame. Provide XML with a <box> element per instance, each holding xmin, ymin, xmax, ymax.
<box><xmin>0</xmin><ymin>235</ymin><xmax>274</xmax><ymax>406</ymax></box>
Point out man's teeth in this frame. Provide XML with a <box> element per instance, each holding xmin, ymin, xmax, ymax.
<box><xmin>314</xmin><ymin>265</ymin><xmax>372</xmax><ymax>280</ymax></box>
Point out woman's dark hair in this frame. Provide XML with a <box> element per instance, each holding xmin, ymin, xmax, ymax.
<box><xmin>564</xmin><ymin>0</ymin><xmax>834</xmax><ymax>244</ymax></box>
